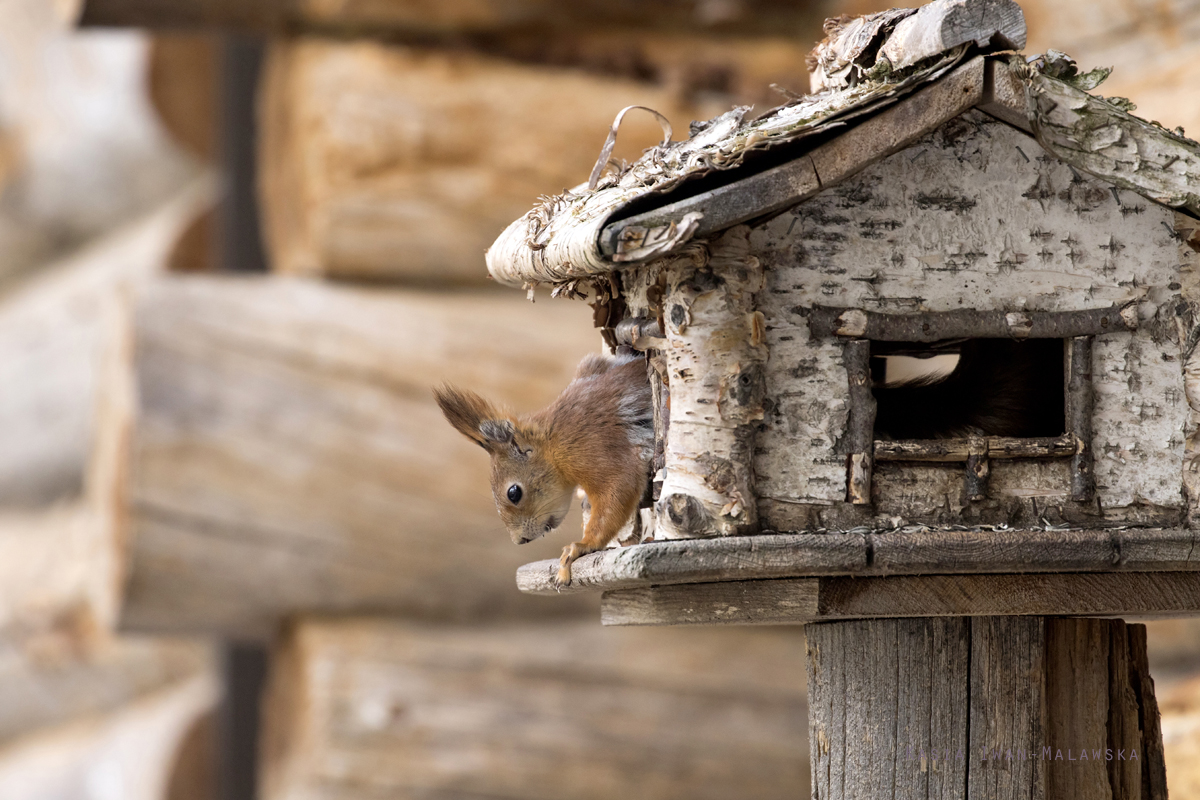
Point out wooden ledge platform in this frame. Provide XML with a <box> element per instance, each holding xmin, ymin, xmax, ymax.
<box><xmin>516</xmin><ymin>528</ymin><xmax>1200</xmax><ymax>596</ymax></box>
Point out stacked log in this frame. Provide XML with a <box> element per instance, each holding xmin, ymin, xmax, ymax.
<box><xmin>258</xmin><ymin>37</ymin><xmax>811</xmax><ymax>282</ymax></box>
<box><xmin>261</xmin><ymin>619</ymin><xmax>809</xmax><ymax>800</ymax></box>
<box><xmin>0</xmin><ymin>643</ymin><xmax>217</xmax><ymax>800</ymax></box>
<box><xmin>112</xmin><ymin>275</ymin><xmax>601</xmax><ymax>637</ymax></box>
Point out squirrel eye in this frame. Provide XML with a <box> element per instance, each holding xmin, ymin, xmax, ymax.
<box><xmin>507</xmin><ymin>484</ymin><xmax>522</xmax><ymax>504</ymax></box>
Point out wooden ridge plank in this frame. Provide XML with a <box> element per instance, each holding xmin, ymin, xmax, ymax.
<box><xmin>601</xmin><ymin>571</ymin><xmax>1200</xmax><ymax>626</ymax></box>
<box><xmin>517</xmin><ymin>528</ymin><xmax>1200</xmax><ymax>595</ymax></box>
<box><xmin>598</xmin><ymin>56</ymin><xmax>986</xmax><ymax>256</ymax></box>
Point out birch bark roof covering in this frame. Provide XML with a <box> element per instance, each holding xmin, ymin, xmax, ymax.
<box><xmin>485</xmin><ymin>0</ymin><xmax>1200</xmax><ymax>290</ymax></box>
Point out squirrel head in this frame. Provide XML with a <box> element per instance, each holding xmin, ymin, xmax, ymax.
<box><xmin>434</xmin><ymin>385</ymin><xmax>574</xmax><ymax>545</ymax></box>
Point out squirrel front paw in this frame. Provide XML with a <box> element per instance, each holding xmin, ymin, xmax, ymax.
<box><xmin>554</xmin><ymin>542</ymin><xmax>588</xmax><ymax>589</ymax></box>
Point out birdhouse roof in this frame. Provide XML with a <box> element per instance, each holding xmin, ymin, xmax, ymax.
<box><xmin>485</xmin><ymin>0</ymin><xmax>1200</xmax><ymax>293</ymax></box>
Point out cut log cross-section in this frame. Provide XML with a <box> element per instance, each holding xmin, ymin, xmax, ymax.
<box><xmin>110</xmin><ymin>275</ymin><xmax>603</xmax><ymax>638</ymax></box>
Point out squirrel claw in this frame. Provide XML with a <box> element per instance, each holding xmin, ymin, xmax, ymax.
<box><xmin>553</xmin><ymin>564</ymin><xmax>572</xmax><ymax>589</ymax></box>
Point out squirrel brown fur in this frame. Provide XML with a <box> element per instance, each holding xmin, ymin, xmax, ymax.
<box><xmin>434</xmin><ymin>351</ymin><xmax>653</xmax><ymax>587</ymax></box>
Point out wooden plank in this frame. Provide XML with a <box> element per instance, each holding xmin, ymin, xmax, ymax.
<box><xmin>807</xmin><ymin>618</ymin><xmax>969</xmax><ymax>800</ymax></box>
<box><xmin>598</xmin><ymin>56</ymin><xmax>986</xmax><ymax>256</ymax></box>
<box><xmin>602</xmin><ymin>579</ymin><xmax>820</xmax><ymax>626</ymax></box>
<box><xmin>261</xmin><ymin>619</ymin><xmax>809</xmax><ymax>800</ymax></box>
<box><xmin>807</xmin><ymin>302</ymin><xmax>1137</xmax><ymax>342</ymax></box>
<box><xmin>600</xmin><ymin>571</ymin><xmax>1200</xmax><ymax>626</ymax></box>
<box><xmin>874</xmin><ymin>434</ymin><xmax>1076</xmax><ymax>462</ymax></box>
<box><xmin>517</xmin><ymin>528</ymin><xmax>1200</xmax><ymax>595</ymax></box>
<box><xmin>111</xmin><ymin>276</ymin><xmax>602</xmax><ymax>637</ymax></box>
<box><xmin>978</xmin><ymin>57</ymin><xmax>1030</xmax><ymax>132</ymax></box>
<box><xmin>968</xmin><ymin>617</ymin><xmax>1044</xmax><ymax>800</ymax></box>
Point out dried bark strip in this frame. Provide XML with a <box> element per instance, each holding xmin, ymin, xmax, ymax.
<box><xmin>516</xmin><ymin>527</ymin><xmax>1200</xmax><ymax>595</ymax></box>
<box><xmin>807</xmin><ymin>303</ymin><xmax>1137</xmax><ymax>341</ymax></box>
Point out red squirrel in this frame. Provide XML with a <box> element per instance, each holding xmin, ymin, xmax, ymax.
<box><xmin>434</xmin><ymin>351</ymin><xmax>653</xmax><ymax>586</ymax></box>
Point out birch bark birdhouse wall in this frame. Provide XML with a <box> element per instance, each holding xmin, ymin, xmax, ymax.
<box><xmin>487</xmin><ymin>0</ymin><xmax>1200</xmax><ymax>545</ymax></box>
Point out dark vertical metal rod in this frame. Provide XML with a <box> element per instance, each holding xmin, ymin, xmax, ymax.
<box><xmin>1068</xmin><ymin>336</ymin><xmax>1095</xmax><ymax>502</ymax></box>
<box><xmin>219</xmin><ymin>34</ymin><xmax>268</xmax><ymax>273</ymax></box>
<box><xmin>218</xmin><ymin>642</ymin><xmax>268</xmax><ymax>800</ymax></box>
<box><xmin>217</xmin><ymin>32</ymin><xmax>270</xmax><ymax>800</ymax></box>
<box><xmin>844</xmin><ymin>339</ymin><xmax>875</xmax><ymax>505</ymax></box>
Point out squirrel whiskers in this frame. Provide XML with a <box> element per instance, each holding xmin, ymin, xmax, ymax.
<box><xmin>435</xmin><ymin>352</ymin><xmax>653</xmax><ymax>586</ymax></box>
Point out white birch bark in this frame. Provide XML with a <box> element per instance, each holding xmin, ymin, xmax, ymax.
<box><xmin>656</xmin><ymin>227</ymin><xmax>767</xmax><ymax>538</ymax></box>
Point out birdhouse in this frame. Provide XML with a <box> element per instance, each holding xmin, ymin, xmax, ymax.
<box><xmin>486</xmin><ymin>3</ymin><xmax>1200</xmax><ymax>796</ymax></box>
<box><xmin>487</xmin><ymin>0</ymin><xmax>1200</xmax><ymax>558</ymax></box>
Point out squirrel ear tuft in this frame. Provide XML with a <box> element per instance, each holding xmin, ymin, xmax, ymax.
<box><xmin>434</xmin><ymin>385</ymin><xmax>502</xmax><ymax>450</ymax></box>
<box><xmin>478</xmin><ymin>419</ymin><xmax>514</xmax><ymax>447</ymax></box>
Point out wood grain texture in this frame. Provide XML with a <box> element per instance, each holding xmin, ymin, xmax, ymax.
<box><xmin>808</xmin><ymin>616</ymin><xmax>1166</xmax><ymax>800</ymax></box>
<box><xmin>261</xmin><ymin>618</ymin><xmax>808</xmax><ymax>800</ymax></box>
<box><xmin>880</xmin><ymin>0</ymin><xmax>1026</xmax><ymax>71</ymax></box>
<box><xmin>968</xmin><ymin>616</ymin><xmax>1045</xmax><ymax>800</ymax></box>
<box><xmin>114</xmin><ymin>275</ymin><xmax>602</xmax><ymax>637</ymax></box>
<box><xmin>517</xmin><ymin>528</ymin><xmax>1200</xmax><ymax>595</ymax></box>
<box><xmin>0</xmin><ymin>670</ymin><xmax>217</xmax><ymax>800</ymax></box>
<box><xmin>0</xmin><ymin>181</ymin><xmax>210</xmax><ymax>506</ymax></box>
<box><xmin>601</xmin><ymin>571</ymin><xmax>1200</xmax><ymax>626</ymax></box>
<box><xmin>258</xmin><ymin>38</ymin><xmax>804</xmax><ymax>283</ymax></box>
<box><xmin>807</xmin><ymin>618</ymin><xmax>969</xmax><ymax>800</ymax></box>
<box><xmin>1044</xmin><ymin>618</ymin><xmax>1111</xmax><ymax>798</ymax></box>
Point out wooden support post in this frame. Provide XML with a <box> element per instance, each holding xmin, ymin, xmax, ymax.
<box><xmin>964</xmin><ymin>434</ymin><xmax>989</xmax><ymax>501</ymax></box>
<box><xmin>655</xmin><ymin>228</ymin><xmax>766</xmax><ymax>537</ymax></box>
<box><xmin>844</xmin><ymin>339</ymin><xmax>874</xmax><ymax>505</ymax></box>
<box><xmin>1069</xmin><ymin>335</ymin><xmax>1096</xmax><ymax>502</ymax></box>
<box><xmin>807</xmin><ymin>616</ymin><xmax>1167</xmax><ymax>800</ymax></box>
